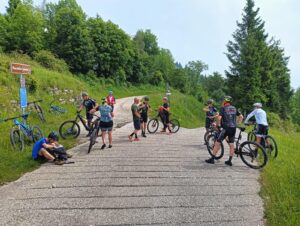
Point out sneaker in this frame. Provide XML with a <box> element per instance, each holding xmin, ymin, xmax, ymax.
<box><xmin>142</xmin><ymin>133</ymin><xmax>147</xmax><ymax>138</ymax></box>
<box><xmin>108</xmin><ymin>144</ymin><xmax>112</xmax><ymax>148</ymax></box>
<box><xmin>128</xmin><ymin>135</ymin><xmax>133</xmax><ymax>142</ymax></box>
<box><xmin>101</xmin><ymin>144</ymin><xmax>106</xmax><ymax>150</ymax></box>
<box><xmin>160</xmin><ymin>130</ymin><xmax>166</xmax><ymax>133</ymax></box>
<box><xmin>205</xmin><ymin>158</ymin><xmax>215</xmax><ymax>164</ymax></box>
<box><xmin>55</xmin><ymin>160</ymin><xmax>65</xmax><ymax>165</ymax></box>
<box><xmin>134</xmin><ymin>138</ymin><xmax>140</xmax><ymax>141</ymax></box>
<box><xmin>225</xmin><ymin>160</ymin><xmax>232</xmax><ymax>166</ymax></box>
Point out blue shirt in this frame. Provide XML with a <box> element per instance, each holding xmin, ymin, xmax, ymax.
<box><xmin>99</xmin><ymin>105</ymin><xmax>112</xmax><ymax>122</ymax></box>
<box><xmin>245</xmin><ymin>108</ymin><xmax>268</xmax><ymax>126</ymax></box>
<box><xmin>32</xmin><ymin>138</ymin><xmax>47</xmax><ymax>160</ymax></box>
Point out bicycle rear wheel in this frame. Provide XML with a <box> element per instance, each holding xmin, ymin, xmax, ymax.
<box><xmin>88</xmin><ymin>126</ymin><xmax>100</xmax><ymax>154</ymax></box>
<box><xmin>264</xmin><ymin>135</ymin><xmax>278</xmax><ymax>159</ymax></box>
<box><xmin>59</xmin><ymin>121</ymin><xmax>80</xmax><ymax>139</ymax></box>
<box><xmin>10</xmin><ymin>128</ymin><xmax>25</xmax><ymax>151</ymax></box>
<box><xmin>204</xmin><ymin>131</ymin><xmax>211</xmax><ymax>144</ymax></box>
<box><xmin>147</xmin><ymin>119</ymin><xmax>159</xmax><ymax>134</ymax></box>
<box><xmin>36</xmin><ymin>105</ymin><xmax>46</xmax><ymax>122</ymax></box>
<box><xmin>170</xmin><ymin>119</ymin><xmax>180</xmax><ymax>133</ymax></box>
<box><xmin>206</xmin><ymin>134</ymin><xmax>224</xmax><ymax>160</ymax></box>
<box><xmin>31</xmin><ymin>125</ymin><xmax>44</xmax><ymax>142</ymax></box>
<box><xmin>239</xmin><ymin>141</ymin><xmax>268</xmax><ymax>169</ymax></box>
<box><xmin>247</xmin><ymin>131</ymin><xmax>256</xmax><ymax>142</ymax></box>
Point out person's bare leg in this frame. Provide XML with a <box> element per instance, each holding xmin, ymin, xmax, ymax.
<box><xmin>39</xmin><ymin>149</ymin><xmax>55</xmax><ymax>161</ymax></box>
<box><xmin>212</xmin><ymin>142</ymin><xmax>221</xmax><ymax>156</ymax></box>
<box><xmin>225</xmin><ymin>143</ymin><xmax>235</xmax><ymax>166</ymax></box>
<box><xmin>102</xmin><ymin>131</ymin><xmax>106</xmax><ymax>144</ymax></box>
<box><xmin>108</xmin><ymin>131</ymin><xmax>112</xmax><ymax>145</ymax></box>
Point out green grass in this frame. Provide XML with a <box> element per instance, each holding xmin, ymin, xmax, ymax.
<box><xmin>0</xmin><ymin>53</ymin><xmax>205</xmax><ymax>184</ymax></box>
<box><xmin>260</xmin><ymin>129</ymin><xmax>300</xmax><ymax>226</ymax></box>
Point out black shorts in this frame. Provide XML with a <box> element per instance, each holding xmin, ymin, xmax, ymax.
<box><xmin>255</xmin><ymin>124</ymin><xmax>268</xmax><ymax>137</ymax></box>
<box><xmin>140</xmin><ymin>114</ymin><xmax>148</xmax><ymax>123</ymax></box>
<box><xmin>100</xmin><ymin>121</ymin><xmax>113</xmax><ymax>132</ymax></box>
<box><xmin>133</xmin><ymin>119</ymin><xmax>141</xmax><ymax>130</ymax></box>
<box><xmin>86</xmin><ymin>113</ymin><xmax>93</xmax><ymax>121</ymax></box>
<box><xmin>217</xmin><ymin>127</ymin><xmax>236</xmax><ymax>143</ymax></box>
<box><xmin>205</xmin><ymin>118</ymin><xmax>214</xmax><ymax>129</ymax></box>
<box><xmin>160</xmin><ymin>114</ymin><xmax>170</xmax><ymax>124</ymax></box>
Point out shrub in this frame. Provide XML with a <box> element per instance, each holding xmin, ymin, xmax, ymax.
<box><xmin>26</xmin><ymin>76</ymin><xmax>37</xmax><ymax>93</ymax></box>
<box><xmin>33</xmin><ymin>50</ymin><xmax>69</xmax><ymax>72</ymax></box>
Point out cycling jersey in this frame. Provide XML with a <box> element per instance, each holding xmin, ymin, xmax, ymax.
<box><xmin>106</xmin><ymin>95</ymin><xmax>116</xmax><ymax>105</ymax></box>
<box><xmin>139</xmin><ymin>102</ymin><xmax>150</xmax><ymax>116</ymax></box>
<box><xmin>162</xmin><ymin>103</ymin><xmax>169</xmax><ymax>116</ymax></box>
<box><xmin>99</xmin><ymin>105</ymin><xmax>113</xmax><ymax>122</ymax></box>
<box><xmin>244</xmin><ymin>108</ymin><xmax>268</xmax><ymax>126</ymax></box>
<box><xmin>82</xmin><ymin>98</ymin><xmax>96</xmax><ymax>112</ymax></box>
<box><xmin>220</xmin><ymin>104</ymin><xmax>240</xmax><ymax>128</ymax></box>
<box><xmin>206</xmin><ymin>106</ymin><xmax>218</xmax><ymax>118</ymax></box>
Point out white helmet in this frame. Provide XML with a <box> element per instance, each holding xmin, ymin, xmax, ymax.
<box><xmin>253</xmin><ymin>103</ymin><xmax>262</xmax><ymax>108</ymax></box>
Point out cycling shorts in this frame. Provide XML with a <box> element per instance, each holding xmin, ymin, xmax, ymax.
<box><xmin>217</xmin><ymin>127</ymin><xmax>236</xmax><ymax>143</ymax></box>
<box><xmin>255</xmin><ymin>124</ymin><xmax>268</xmax><ymax>137</ymax></box>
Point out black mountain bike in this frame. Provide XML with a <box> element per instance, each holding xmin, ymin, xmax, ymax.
<box><xmin>59</xmin><ymin>112</ymin><xmax>97</xmax><ymax>139</ymax></box>
<box><xmin>88</xmin><ymin>116</ymin><xmax>101</xmax><ymax>154</ymax></box>
<box><xmin>204</xmin><ymin>121</ymin><xmax>217</xmax><ymax>144</ymax></box>
<box><xmin>27</xmin><ymin>99</ymin><xmax>46</xmax><ymax>122</ymax></box>
<box><xmin>147</xmin><ymin>112</ymin><xmax>180</xmax><ymax>134</ymax></box>
<box><xmin>247</xmin><ymin>123</ymin><xmax>278</xmax><ymax>159</ymax></box>
<box><xmin>207</xmin><ymin>127</ymin><xmax>268</xmax><ymax>169</ymax></box>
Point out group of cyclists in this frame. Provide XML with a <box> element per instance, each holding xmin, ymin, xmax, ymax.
<box><xmin>203</xmin><ymin>95</ymin><xmax>269</xmax><ymax>166</ymax></box>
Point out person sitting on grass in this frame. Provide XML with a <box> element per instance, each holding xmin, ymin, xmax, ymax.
<box><xmin>32</xmin><ymin>131</ymin><xmax>70</xmax><ymax>165</ymax></box>
<box><xmin>99</xmin><ymin>97</ymin><xmax>114</xmax><ymax>149</ymax></box>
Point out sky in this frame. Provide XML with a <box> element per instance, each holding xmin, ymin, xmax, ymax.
<box><xmin>1</xmin><ymin>0</ymin><xmax>299</xmax><ymax>89</ymax></box>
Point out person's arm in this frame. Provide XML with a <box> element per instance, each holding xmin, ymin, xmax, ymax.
<box><xmin>78</xmin><ymin>103</ymin><xmax>84</xmax><ymax>112</ymax></box>
<box><xmin>89</xmin><ymin>100</ymin><xmax>99</xmax><ymax>114</ymax></box>
<box><xmin>42</xmin><ymin>143</ymin><xmax>56</xmax><ymax>150</ymax></box>
<box><xmin>244</xmin><ymin>110</ymin><xmax>255</xmax><ymax>124</ymax></box>
<box><xmin>203</xmin><ymin>106</ymin><xmax>209</xmax><ymax>112</ymax></box>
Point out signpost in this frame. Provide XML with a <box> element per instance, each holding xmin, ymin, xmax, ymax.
<box><xmin>10</xmin><ymin>63</ymin><xmax>31</xmax><ymax>115</ymax></box>
<box><xmin>166</xmin><ymin>83</ymin><xmax>172</xmax><ymax>106</ymax></box>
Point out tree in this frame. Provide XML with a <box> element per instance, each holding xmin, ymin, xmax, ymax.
<box><xmin>201</xmin><ymin>72</ymin><xmax>226</xmax><ymax>102</ymax></box>
<box><xmin>6</xmin><ymin>2</ymin><xmax>45</xmax><ymax>54</ymax></box>
<box><xmin>291</xmin><ymin>88</ymin><xmax>300</xmax><ymax>125</ymax></box>
<box><xmin>0</xmin><ymin>14</ymin><xmax>8</xmax><ymax>51</ymax></box>
<box><xmin>6</xmin><ymin>0</ymin><xmax>21</xmax><ymax>16</ymax></box>
<box><xmin>225</xmin><ymin>0</ymin><xmax>292</xmax><ymax>115</ymax></box>
<box><xmin>133</xmin><ymin>29</ymin><xmax>159</xmax><ymax>56</ymax></box>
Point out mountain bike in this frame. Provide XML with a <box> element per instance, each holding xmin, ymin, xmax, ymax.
<box><xmin>147</xmin><ymin>112</ymin><xmax>180</xmax><ymax>134</ymax></box>
<box><xmin>27</xmin><ymin>99</ymin><xmax>46</xmax><ymax>122</ymax></box>
<box><xmin>204</xmin><ymin>120</ymin><xmax>217</xmax><ymax>144</ymax></box>
<box><xmin>49</xmin><ymin>100</ymin><xmax>67</xmax><ymax>114</ymax></box>
<box><xmin>88</xmin><ymin>115</ymin><xmax>101</xmax><ymax>154</ymax></box>
<box><xmin>206</xmin><ymin>127</ymin><xmax>268</xmax><ymax>169</ymax></box>
<box><xmin>0</xmin><ymin>114</ymin><xmax>44</xmax><ymax>151</ymax></box>
<box><xmin>59</xmin><ymin>112</ymin><xmax>97</xmax><ymax>139</ymax></box>
<box><xmin>247</xmin><ymin>123</ymin><xmax>278</xmax><ymax>159</ymax></box>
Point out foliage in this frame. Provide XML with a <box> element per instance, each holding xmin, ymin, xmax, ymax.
<box><xmin>291</xmin><ymin>88</ymin><xmax>300</xmax><ymax>125</ymax></box>
<box><xmin>33</xmin><ymin>50</ymin><xmax>69</xmax><ymax>72</ymax></box>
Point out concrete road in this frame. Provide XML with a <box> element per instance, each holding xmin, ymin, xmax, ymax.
<box><xmin>0</xmin><ymin>97</ymin><xmax>264</xmax><ymax>226</ymax></box>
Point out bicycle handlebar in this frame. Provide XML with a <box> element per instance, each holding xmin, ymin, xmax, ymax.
<box><xmin>28</xmin><ymin>99</ymin><xmax>43</xmax><ymax>105</ymax></box>
<box><xmin>0</xmin><ymin>114</ymin><xmax>29</xmax><ymax>123</ymax></box>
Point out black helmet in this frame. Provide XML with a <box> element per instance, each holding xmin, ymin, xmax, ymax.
<box><xmin>48</xmin><ymin>131</ymin><xmax>59</xmax><ymax>141</ymax></box>
<box><xmin>223</xmin><ymin>96</ymin><xmax>232</xmax><ymax>103</ymax></box>
<box><xmin>144</xmin><ymin>96</ymin><xmax>149</xmax><ymax>101</ymax></box>
<box><xmin>207</xmin><ymin>99</ymin><xmax>213</xmax><ymax>105</ymax></box>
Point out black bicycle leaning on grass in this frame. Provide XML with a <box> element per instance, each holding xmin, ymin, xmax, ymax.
<box><xmin>27</xmin><ymin>99</ymin><xmax>46</xmax><ymax>122</ymax></box>
<box><xmin>147</xmin><ymin>111</ymin><xmax>180</xmax><ymax>134</ymax></box>
<box><xmin>0</xmin><ymin>114</ymin><xmax>43</xmax><ymax>151</ymax></box>
<box><xmin>206</xmin><ymin>126</ymin><xmax>268</xmax><ymax>169</ymax></box>
<box><xmin>59</xmin><ymin>111</ymin><xmax>97</xmax><ymax>139</ymax></box>
<box><xmin>247</xmin><ymin>123</ymin><xmax>278</xmax><ymax>159</ymax></box>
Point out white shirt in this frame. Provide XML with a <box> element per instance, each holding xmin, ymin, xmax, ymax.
<box><xmin>245</xmin><ymin>108</ymin><xmax>268</xmax><ymax>126</ymax></box>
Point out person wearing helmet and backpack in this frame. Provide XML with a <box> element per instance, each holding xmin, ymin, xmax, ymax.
<box><xmin>32</xmin><ymin>131</ymin><xmax>70</xmax><ymax>165</ymax></box>
<box><xmin>205</xmin><ymin>96</ymin><xmax>243</xmax><ymax>166</ymax></box>
<box><xmin>139</xmin><ymin>96</ymin><xmax>151</xmax><ymax>137</ymax></box>
<box><xmin>244</xmin><ymin>103</ymin><xmax>268</xmax><ymax>145</ymax></box>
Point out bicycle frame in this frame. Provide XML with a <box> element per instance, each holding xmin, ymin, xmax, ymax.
<box><xmin>13</xmin><ymin>119</ymin><xmax>33</xmax><ymax>138</ymax></box>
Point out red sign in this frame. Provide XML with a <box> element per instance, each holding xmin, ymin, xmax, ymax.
<box><xmin>10</xmin><ymin>63</ymin><xmax>31</xmax><ymax>75</ymax></box>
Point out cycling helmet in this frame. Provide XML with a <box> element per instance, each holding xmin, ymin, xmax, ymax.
<box><xmin>223</xmin><ymin>96</ymin><xmax>232</xmax><ymax>103</ymax></box>
<box><xmin>253</xmin><ymin>102</ymin><xmax>262</xmax><ymax>108</ymax></box>
<box><xmin>48</xmin><ymin>131</ymin><xmax>59</xmax><ymax>141</ymax></box>
<box><xmin>108</xmin><ymin>91</ymin><xmax>113</xmax><ymax>95</ymax></box>
<box><xmin>207</xmin><ymin>99</ymin><xmax>213</xmax><ymax>105</ymax></box>
<box><xmin>81</xmin><ymin>92</ymin><xmax>88</xmax><ymax>97</ymax></box>
<box><xmin>144</xmin><ymin>96</ymin><xmax>150</xmax><ymax>101</ymax></box>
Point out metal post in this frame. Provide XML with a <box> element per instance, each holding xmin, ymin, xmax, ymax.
<box><xmin>166</xmin><ymin>82</ymin><xmax>171</xmax><ymax>107</ymax></box>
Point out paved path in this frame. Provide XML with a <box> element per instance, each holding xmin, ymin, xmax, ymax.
<box><xmin>0</xmin><ymin>97</ymin><xmax>264</xmax><ymax>226</ymax></box>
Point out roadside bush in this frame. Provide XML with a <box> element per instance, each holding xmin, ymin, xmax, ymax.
<box><xmin>33</xmin><ymin>50</ymin><xmax>69</xmax><ymax>72</ymax></box>
<box><xmin>26</xmin><ymin>76</ymin><xmax>37</xmax><ymax>93</ymax></box>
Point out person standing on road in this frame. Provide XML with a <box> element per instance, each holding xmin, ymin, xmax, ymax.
<box><xmin>128</xmin><ymin>97</ymin><xmax>141</xmax><ymax>142</ymax></box>
<box><xmin>203</xmin><ymin>99</ymin><xmax>219</xmax><ymax>132</ymax></box>
<box><xmin>205</xmin><ymin>96</ymin><xmax>243</xmax><ymax>166</ymax></box>
<box><xmin>78</xmin><ymin>92</ymin><xmax>99</xmax><ymax>133</ymax></box>
<box><xmin>106</xmin><ymin>91</ymin><xmax>116</xmax><ymax>112</ymax></box>
<box><xmin>244</xmin><ymin>103</ymin><xmax>268</xmax><ymax>145</ymax></box>
<box><xmin>99</xmin><ymin>97</ymin><xmax>114</xmax><ymax>149</ymax></box>
<box><xmin>139</xmin><ymin>96</ymin><xmax>151</xmax><ymax>138</ymax></box>
<box><xmin>159</xmin><ymin>97</ymin><xmax>172</xmax><ymax>133</ymax></box>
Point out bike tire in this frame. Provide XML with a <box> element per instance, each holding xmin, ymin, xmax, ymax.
<box><xmin>88</xmin><ymin>127</ymin><xmax>98</xmax><ymax>154</ymax></box>
<box><xmin>10</xmin><ymin>128</ymin><xmax>25</xmax><ymax>151</ymax></box>
<box><xmin>147</xmin><ymin>119</ymin><xmax>159</xmax><ymax>134</ymax></box>
<box><xmin>264</xmin><ymin>135</ymin><xmax>278</xmax><ymax>159</ymax></box>
<box><xmin>59</xmin><ymin>121</ymin><xmax>80</xmax><ymax>139</ymax></box>
<box><xmin>31</xmin><ymin>125</ymin><xmax>44</xmax><ymax>142</ymax></box>
<box><xmin>170</xmin><ymin>119</ymin><xmax>180</xmax><ymax>133</ymax></box>
<box><xmin>247</xmin><ymin>131</ymin><xmax>256</xmax><ymax>142</ymax></box>
<box><xmin>36</xmin><ymin>105</ymin><xmax>46</xmax><ymax>122</ymax></box>
<box><xmin>239</xmin><ymin>141</ymin><xmax>268</xmax><ymax>169</ymax></box>
<box><xmin>206</xmin><ymin>134</ymin><xmax>224</xmax><ymax>160</ymax></box>
<box><xmin>204</xmin><ymin>131</ymin><xmax>210</xmax><ymax>144</ymax></box>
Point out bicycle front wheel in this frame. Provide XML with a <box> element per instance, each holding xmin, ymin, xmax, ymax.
<box><xmin>239</xmin><ymin>141</ymin><xmax>268</xmax><ymax>169</ymax></box>
<box><xmin>36</xmin><ymin>105</ymin><xmax>46</xmax><ymax>122</ymax></box>
<box><xmin>31</xmin><ymin>125</ymin><xmax>44</xmax><ymax>142</ymax></box>
<box><xmin>88</xmin><ymin>126</ymin><xmax>100</xmax><ymax>154</ymax></box>
<box><xmin>59</xmin><ymin>121</ymin><xmax>80</xmax><ymax>139</ymax></box>
<box><xmin>206</xmin><ymin>134</ymin><xmax>224</xmax><ymax>160</ymax></box>
<box><xmin>147</xmin><ymin>119</ymin><xmax>159</xmax><ymax>134</ymax></box>
<box><xmin>264</xmin><ymin>135</ymin><xmax>278</xmax><ymax>159</ymax></box>
<box><xmin>170</xmin><ymin>119</ymin><xmax>180</xmax><ymax>133</ymax></box>
<box><xmin>10</xmin><ymin>128</ymin><xmax>25</xmax><ymax>151</ymax></box>
<box><xmin>204</xmin><ymin>131</ymin><xmax>211</xmax><ymax>144</ymax></box>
